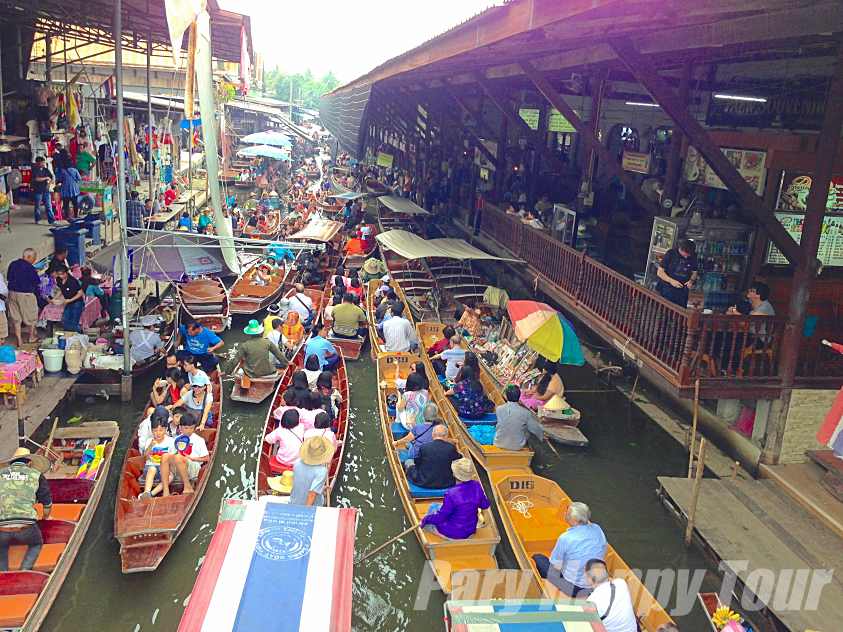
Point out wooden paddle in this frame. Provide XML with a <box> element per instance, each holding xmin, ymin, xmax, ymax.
<box><xmin>356</xmin><ymin>521</ymin><xmax>421</xmax><ymax>565</ymax></box>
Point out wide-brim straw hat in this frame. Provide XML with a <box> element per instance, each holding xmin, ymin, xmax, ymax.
<box><xmin>451</xmin><ymin>457</ymin><xmax>474</xmax><ymax>482</ymax></box>
<box><xmin>543</xmin><ymin>394</ymin><xmax>570</xmax><ymax>411</ymax></box>
<box><xmin>4</xmin><ymin>447</ymin><xmax>50</xmax><ymax>473</ymax></box>
<box><xmin>300</xmin><ymin>435</ymin><xmax>335</xmax><ymax>466</ymax></box>
<box><xmin>243</xmin><ymin>319</ymin><xmax>264</xmax><ymax>335</ymax></box>
<box><xmin>362</xmin><ymin>258</ymin><xmax>383</xmax><ymax>274</ymax></box>
<box><xmin>267</xmin><ymin>470</ymin><xmax>294</xmax><ymax>494</ymax></box>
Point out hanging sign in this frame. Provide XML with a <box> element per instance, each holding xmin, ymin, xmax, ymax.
<box><xmin>621</xmin><ymin>150</ymin><xmax>652</xmax><ymax>174</ymax></box>
<box><xmin>777</xmin><ymin>172</ymin><xmax>843</xmax><ymax>213</ymax></box>
<box><xmin>518</xmin><ymin>108</ymin><xmax>540</xmax><ymax>130</ymax></box>
<box><xmin>766</xmin><ymin>213</ymin><xmax>843</xmax><ymax>267</ymax></box>
<box><xmin>683</xmin><ymin>146</ymin><xmax>767</xmax><ymax>196</ymax></box>
<box><xmin>548</xmin><ymin>109</ymin><xmax>576</xmax><ymax>133</ymax></box>
<box><xmin>376</xmin><ymin>152</ymin><xmax>394</xmax><ymax>168</ymax></box>
<box><xmin>706</xmin><ymin>87</ymin><xmax>828</xmax><ymax>131</ymax></box>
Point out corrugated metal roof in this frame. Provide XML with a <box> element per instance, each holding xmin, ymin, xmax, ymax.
<box><xmin>319</xmin><ymin>81</ymin><xmax>372</xmax><ymax>157</ymax></box>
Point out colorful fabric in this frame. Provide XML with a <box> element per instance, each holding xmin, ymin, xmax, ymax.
<box><xmin>444</xmin><ymin>599</ymin><xmax>605</xmax><ymax>630</ymax></box>
<box><xmin>0</xmin><ymin>351</ymin><xmax>37</xmax><ymax>395</ymax></box>
<box><xmin>451</xmin><ymin>381</ymin><xmax>491</xmax><ymax>419</ymax></box>
<box><xmin>177</xmin><ymin>499</ymin><xmax>356</xmax><ymax>632</ymax></box>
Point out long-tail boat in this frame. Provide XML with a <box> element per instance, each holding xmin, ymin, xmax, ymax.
<box><xmin>177</xmin><ymin>277</ymin><xmax>230</xmax><ymax>333</ymax></box>
<box><xmin>255</xmin><ymin>347</ymin><xmax>349</xmax><ymax>502</ymax></box>
<box><xmin>322</xmin><ymin>279</ymin><xmax>366</xmax><ymax>361</ymax></box>
<box><xmin>229</xmin><ymin>261</ymin><xmax>290</xmax><ymax>315</ymax></box>
<box><xmin>374</xmin><ymin>352</ymin><xmax>502</xmax><ymax>593</ymax></box>
<box><xmin>114</xmin><ymin>371</ymin><xmax>223</xmax><ymax>573</ymax></box>
<box><xmin>0</xmin><ymin>421</ymin><xmax>119</xmax><ymax>631</ymax></box>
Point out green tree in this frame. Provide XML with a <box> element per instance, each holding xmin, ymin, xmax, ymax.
<box><xmin>263</xmin><ymin>69</ymin><xmax>341</xmax><ymax>109</ymax></box>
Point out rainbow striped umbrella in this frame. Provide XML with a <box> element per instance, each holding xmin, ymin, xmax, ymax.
<box><xmin>506</xmin><ymin>300</ymin><xmax>585</xmax><ymax>365</ymax></box>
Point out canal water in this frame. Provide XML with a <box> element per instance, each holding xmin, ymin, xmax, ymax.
<box><xmin>41</xmin><ymin>325</ymin><xmax>718</xmax><ymax>631</ymax></box>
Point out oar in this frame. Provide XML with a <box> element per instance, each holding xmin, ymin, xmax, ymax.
<box><xmin>544</xmin><ymin>436</ymin><xmax>561</xmax><ymax>458</ymax></box>
<box><xmin>356</xmin><ymin>522</ymin><xmax>421</xmax><ymax>565</ymax></box>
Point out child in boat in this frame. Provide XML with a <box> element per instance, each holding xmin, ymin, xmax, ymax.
<box><xmin>305</xmin><ymin>411</ymin><xmax>337</xmax><ymax>446</ymax></box>
<box><xmin>160</xmin><ymin>412</ymin><xmax>209</xmax><ymax>496</ymax></box>
<box><xmin>264</xmin><ymin>408</ymin><xmax>307</xmax><ymax>469</ymax></box>
<box><xmin>139</xmin><ymin>415</ymin><xmax>176</xmax><ymax>499</ymax></box>
<box><xmin>315</xmin><ymin>371</ymin><xmax>342</xmax><ymax>424</ymax></box>
<box><xmin>251</xmin><ymin>264</ymin><xmax>272</xmax><ymax>287</ymax></box>
<box><xmin>302</xmin><ymin>354</ymin><xmax>322</xmax><ymax>390</ymax></box>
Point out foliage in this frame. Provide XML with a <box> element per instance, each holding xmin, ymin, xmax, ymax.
<box><xmin>263</xmin><ymin>69</ymin><xmax>341</xmax><ymax>109</ymax></box>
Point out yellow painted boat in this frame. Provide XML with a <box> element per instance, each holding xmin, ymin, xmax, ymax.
<box><xmin>375</xmin><ymin>353</ymin><xmax>501</xmax><ymax>593</ymax></box>
<box><xmin>490</xmin><ymin>469</ymin><xmax>675</xmax><ymax>631</ymax></box>
<box><xmin>416</xmin><ymin>321</ymin><xmax>535</xmax><ymax>472</ymax></box>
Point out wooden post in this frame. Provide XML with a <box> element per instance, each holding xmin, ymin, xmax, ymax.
<box><xmin>688</xmin><ymin>378</ymin><xmax>700</xmax><ymax>478</ymax></box>
<box><xmin>684</xmin><ymin>437</ymin><xmax>706</xmax><ymax>546</ymax></box>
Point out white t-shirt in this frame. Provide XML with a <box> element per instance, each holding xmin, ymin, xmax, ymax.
<box><xmin>143</xmin><ymin>436</ymin><xmax>176</xmax><ymax>467</ymax></box>
<box><xmin>177</xmin><ymin>432</ymin><xmax>209</xmax><ymax>459</ymax></box>
<box><xmin>266</xmin><ymin>329</ymin><xmax>282</xmax><ymax>348</ymax></box>
<box><xmin>587</xmin><ymin>579</ymin><xmax>638</xmax><ymax>632</ymax></box>
<box><xmin>440</xmin><ymin>347</ymin><xmax>466</xmax><ymax>381</ymax></box>
<box><xmin>289</xmin><ymin>292</ymin><xmax>313</xmax><ymax>321</ymax></box>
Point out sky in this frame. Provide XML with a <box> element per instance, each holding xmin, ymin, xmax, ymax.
<box><xmin>219</xmin><ymin>0</ymin><xmax>501</xmax><ymax>82</ymax></box>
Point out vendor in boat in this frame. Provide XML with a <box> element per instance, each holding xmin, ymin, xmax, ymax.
<box><xmin>265</xmin><ymin>408</ymin><xmax>308</xmax><ymax>470</ymax></box>
<box><xmin>520</xmin><ymin>359</ymin><xmax>565</xmax><ymax>410</ymax></box>
<box><xmin>444</xmin><ymin>366</ymin><xmax>493</xmax><ymax>419</ymax></box>
<box><xmin>360</xmin><ymin>257</ymin><xmax>387</xmax><ymax>283</ymax></box>
<box><xmin>0</xmin><ymin>448</ymin><xmax>52</xmax><ymax>572</ymax></box>
<box><xmin>305</xmin><ymin>326</ymin><xmax>340</xmax><ymax>370</ymax></box>
<box><xmin>290</xmin><ymin>435</ymin><xmax>335</xmax><ymax>506</ymax></box>
<box><xmin>129</xmin><ymin>314</ymin><xmax>164</xmax><ymax>365</ymax></box>
<box><xmin>457</xmin><ymin>302</ymin><xmax>483</xmax><ymax>339</ymax></box>
<box><xmin>404</xmin><ymin>425</ymin><xmax>461</xmax><ymax>489</ymax></box>
<box><xmin>176</xmin><ymin>320</ymin><xmax>224</xmax><ymax>373</ymax></box>
<box><xmin>226</xmin><ymin>319</ymin><xmax>288</xmax><ymax>379</ymax></box>
<box><xmin>420</xmin><ymin>458</ymin><xmax>490</xmax><ymax>539</ymax></box>
<box><xmin>532</xmin><ymin>501</ymin><xmax>608</xmax><ymax>597</ymax></box>
<box><xmin>168</xmin><ymin>371</ymin><xmax>215</xmax><ymax>430</ymax></box>
<box><xmin>330</xmin><ymin>292</ymin><xmax>367</xmax><ymax>340</ymax></box>
<box><xmin>494</xmin><ymin>385</ymin><xmax>545</xmax><ymax>450</ymax></box>
<box><xmin>159</xmin><ymin>412</ymin><xmax>209</xmax><ymax>497</ymax></box>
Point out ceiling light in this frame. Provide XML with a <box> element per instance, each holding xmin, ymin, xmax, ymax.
<box><xmin>625</xmin><ymin>101</ymin><xmax>660</xmax><ymax>108</ymax></box>
<box><xmin>713</xmin><ymin>94</ymin><xmax>767</xmax><ymax>103</ymax></box>
<box><xmin>0</xmin><ymin>144</ymin><xmax>13</xmax><ymax>153</ymax></box>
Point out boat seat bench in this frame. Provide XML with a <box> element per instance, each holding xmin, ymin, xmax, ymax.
<box><xmin>6</xmin><ymin>543</ymin><xmax>66</xmax><ymax>573</ymax></box>
<box><xmin>0</xmin><ymin>594</ymin><xmax>38</xmax><ymax>628</ymax></box>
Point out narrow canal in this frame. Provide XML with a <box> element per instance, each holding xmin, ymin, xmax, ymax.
<box><xmin>41</xmin><ymin>325</ymin><xmax>717</xmax><ymax>631</ymax></box>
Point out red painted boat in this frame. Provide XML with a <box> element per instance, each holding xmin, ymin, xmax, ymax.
<box><xmin>177</xmin><ymin>277</ymin><xmax>230</xmax><ymax>332</ymax></box>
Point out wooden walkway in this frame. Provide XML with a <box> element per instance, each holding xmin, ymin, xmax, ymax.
<box><xmin>659</xmin><ymin>476</ymin><xmax>843</xmax><ymax>631</ymax></box>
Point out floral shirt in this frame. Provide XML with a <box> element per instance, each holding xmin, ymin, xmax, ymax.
<box><xmin>451</xmin><ymin>381</ymin><xmax>490</xmax><ymax>419</ymax></box>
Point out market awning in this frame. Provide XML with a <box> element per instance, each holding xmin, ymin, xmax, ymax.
<box><xmin>237</xmin><ymin>144</ymin><xmax>290</xmax><ymax>160</ymax></box>
<box><xmin>378</xmin><ymin>196</ymin><xmax>430</xmax><ymax>216</ymax></box>
<box><xmin>329</xmin><ymin>191</ymin><xmax>365</xmax><ymax>200</ymax></box>
<box><xmin>375</xmin><ymin>230</ymin><xmax>522</xmax><ymax>263</ymax></box>
<box><xmin>288</xmin><ymin>218</ymin><xmax>344</xmax><ymax>243</ymax></box>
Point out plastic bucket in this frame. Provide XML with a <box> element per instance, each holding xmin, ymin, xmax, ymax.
<box><xmin>41</xmin><ymin>348</ymin><xmax>65</xmax><ymax>372</ymax></box>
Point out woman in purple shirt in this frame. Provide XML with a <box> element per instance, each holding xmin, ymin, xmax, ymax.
<box><xmin>420</xmin><ymin>458</ymin><xmax>490</xmax><ymax>539</ymax></box>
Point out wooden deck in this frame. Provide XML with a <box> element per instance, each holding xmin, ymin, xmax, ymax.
<box><xmin>658</xmin><ymin>475</ymin><xmax>843</xmax><ymax>632</ymax></box>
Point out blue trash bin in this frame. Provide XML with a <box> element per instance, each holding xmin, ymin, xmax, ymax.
<box><xmin>50</xmin><ymin>227</ymin><xmax>86</xmax><ymax>266</ymax></box>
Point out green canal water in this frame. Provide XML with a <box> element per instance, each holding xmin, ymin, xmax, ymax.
<box><xmin>40</xmin><ymin>326</ymin><xmax>717</xmax><ymax>631</ymax></box>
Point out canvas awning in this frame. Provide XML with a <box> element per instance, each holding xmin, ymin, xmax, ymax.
<box><xmin>288</xmin><ymin>218</ymin><xmax>344</xmax><ymax>243</ymax></box>
<box><xmin>375</xmin><ymin>230</ymin><xmax>522</xmax><ymax>263</ymax></box>
<box><xmin>378</xmin><ymin>195</ymin><xmax>430</xmax><ymax>216</ymax></box>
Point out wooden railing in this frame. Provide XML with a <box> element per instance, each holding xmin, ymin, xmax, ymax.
<box><xmin>477</xmin><ymin>204</ymin><xmax>837</xmax><ymax>392</ymax></box>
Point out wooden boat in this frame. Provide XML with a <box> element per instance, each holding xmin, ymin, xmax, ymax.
<box><xmin>177</xmin><ymin>277</ymin><xmax>230</xmax><ymax>333</ymax></box>
<box><xmin>382</xmin><ymin>251</ymin><xmax>441</xmax><ymax>320</ymax></box>
<box><xmin>698</xmin><ymin>592</ymin><xmax>726</xmax><ymax>631</ymax></box>
<box><xmin>230</xmin><ymin>372</ymin><xmax>283</xmax><ymax>404</ymax></box>
<box><xmin>282</xmin><ymin>285</ymin><xmax>325</xmax><ymax>327</ymax></box>
<box><xmin>489</xmin><ymin>470</ymin><xmax>675</xmax><ymax>632</ymax></box>
<box><xmin>255</xmin><ymin>347</ymin><xmax>350</xmax><ymax>502</ymax></box>
<box><xmin>343</xmin><ymin>223</ymin><xmax>378</xmax><ymax>271</ymax></box>
<box><xmin>80</xmin><ymin>300</ymin><xmax>179</xmax><ymax>383</ymax></box>
<box><xmin>364</xmin><ymin>177</ymin><xmax>389</xmax><ymax>196</ymax></box>
<box><xmin>0</xmin><ymin>421</ymin><xmax>119</xmax><ymax>631</ymax></box>
<box><xmin>375</xmin><ymin>353</ymin><xmax>501</xmax><ymax>593</ymax></box>
<box><xmin>229</xmin><ymin>261</ymin><xmax>290</xmax><ymax>315</ymax></box>
<box><xmin>114</xmin><ymin>370</ymin><xmax>223</xmax><ymax>573</ymax></box>
<box><xmin>322</xmin><ymin>280</ymin><xmax>366</xmax><ymax>361</ymax></box>
<box><xmin>243</xmin><ymin>210</ymin><xmax>282</xmax><ymax>240</ymax></box>
<box><xmin>417</xmin><ymin>321</ymin><xmax>535</xmax><ymax>471</ymax></box>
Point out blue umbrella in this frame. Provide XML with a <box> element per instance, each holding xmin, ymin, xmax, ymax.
<box><xmin>237</xmin><ymin>144</ymin><xmax>290</xmax><ymax>160</ymax></box>
<box><xmin>241</xmin><ymin>130</ymin><xmax>292</xmax><ymax>147</ymax></box>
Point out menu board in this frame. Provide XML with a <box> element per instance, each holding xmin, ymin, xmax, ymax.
<box><xmin>684</xmin><ymin>146</ymin><xmax>767</xmax><ymax>196</ymax></box>
<box><xmin>766</xmin><ymin>213</ymin><xmax>843</xmax><ymax>266</ymax></box>
<box><xmin>519</xmin><ymin>107</ymin><xmax>577</xmax><ymax>132</ymax></box>
<box><xmin>376</xmin><ymin>152</ymin><xmax>393</xmax><ymax>168</ymax></box>
<box><xmin>778</xmin><ymin>172</ymin><xmax>843</xmax><ymax>213</ymax></box>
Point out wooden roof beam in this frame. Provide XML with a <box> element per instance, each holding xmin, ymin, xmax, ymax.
<box><xmin>611</xmin><ymin>38</ymin><xmax>802</xmax><ymax>265</ymax></box>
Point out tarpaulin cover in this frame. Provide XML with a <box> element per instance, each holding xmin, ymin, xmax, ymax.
<box><xmin>237</xmin><ymin>144</ymin><xmax>291</xmax><ymax>160</ymax></box>
<box><xmin>288</xmin><ymin>218</ymin><xmax>344</xmax><ymax>243</ymax></box>
<box><xmin>378</xmin><ymin>195</ymin><xmax>430</xmax><ymax>216</ymax></box>
<box><xmin>330</xmin><ymin>191</ymin><xmax>365</xmax><ymax>200</ymax></box>
<box><xmin>375</xmin><ymin>230</ymin><xmax>522</xmax><ymax>263</ymax></box>
<box><xmin>444</xmin><ymin>599</ymin><xmax>607</xmax><ymax>630</ymax></box>
<box><xmin>178</xmin><ymin>498</ymin><xmax>357</xmax><ymax>632</ymax></box>
<box><xmin>240</xmin><ymin>130</ymin><xmax>292</xmax><ymax>147</ymax></box>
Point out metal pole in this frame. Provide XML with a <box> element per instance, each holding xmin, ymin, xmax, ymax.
<box><xmin>114</xmin><ymin>0</ymin><xmax>133</xmax><ymax>398</ymax></box>
<box><xmin>289</xmin><ymin>77</ymin><xmax>293</xmax><ymax>121</ymax></box>
<box><xmin>147</xmin><ymin>31</ymin><xmax>154</xmax><ymax>205</ymax></box>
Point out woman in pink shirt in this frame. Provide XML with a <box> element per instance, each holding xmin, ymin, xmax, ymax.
<box><xmin>264</xmin><ymin>409</ymin><xmax>306</xmax><ymax>468</ymax></box>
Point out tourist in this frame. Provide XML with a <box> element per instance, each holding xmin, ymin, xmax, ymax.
<box><xmin>288</xmin><ymin>371</ymin><xmax>313</xmax><ymax>407</ymax></box>
<box><xmin>656</xmin><ymin>625</ymin><xmax>679</xmax><ymax>632</ymax></box>
<box><xmin>129</xmin><ymin>315</ymin><xmax>163</xmax><ymax>365</ymax></box>
<box><xmin>331</xmin><ymin>292</ymin><xmax>367</xmax><ymax>339</ymax></box>
<box><xmin>382</xmin><ymin>302</ymin><xmax>417</xmax><ymax>352</ymax></box>
<box><xmin>144</xmin><ymin>198</ymin><xmax>154</xmax><ymax>221</ymax></box>
<box><xmin>197</xmin><ymin>208</ymin><xmax>213</xmax><ymax>234</ymax></box>
<box><xmin>265</xmin><ymin>408</ymin><xmax>307</xmax><ymax>469</ymax></box>
<box><xmin>168</xmin><ymin>371</ymin><xmax>214</xmax><ymax>429</ymax></box>
<box><xmin>160</xmin><ymin>412</ymin><xmax>209</xmax><ymax>497</ymax></box>
<box><xmin>181</xmin><ymin>355</ymin><xmax>209</xmax><ymax>387</ymax></box>
<box><xmin>30</xmin><ymin>156</ymin><xmax>55</xmax><ymax>224</ymax></box>
<box><xmin>289</xmin><ymin>435</ymin><xmax>335</xmax><ymax>506</ymax></box>
<box><xmin>0</xmin><ymin>447</ymin><xmax>52</xmax><ymax>571</ymax></box>
<box><xmin>409</xmin><ymin>360</ymin><xmax>430</xmax><ymax>390</ymax></box>
<box><xmin>272</xmin><ymin>389</ymin><xmax>317</xmax><ymax>430</ymax></box>
<box><xmin>305</xmin><ymin>411</ymin><xmax>337</xmax><ymax>446</ymax></box>
<box><xmin>655</xmin><ymin>238</ymin><xmax>697</xmax><ymax>308</ymax></box>
<box><xmin>280</xmin><ymin>311</ymin><xmax>305</xmax><ymax>353</ymax></box>
<box><xmin>151</xmin><ymin>368</ymin><xmax>187</xmax><ymax>406</ymax></box>
<box><xmin>360</xmin><ymin>257</ymin><xmax>387</xmax><ymax>283</ymax></box>
<box><xmin>57</xmin><ymin>163</ymin><xmax>81</xmax><ymax>219</ymax></box>
<box><xmin>346</xmin><ymin>277</ymin><xmax>364</xmax><ymax>300</ymax></box>
<box><xmin>139</xmin><ymin>415</ymin><xmax>177</xmax><ymax>499</ymax></box>
<box><xmin>7</xmin><ymin>248</ymin><xmax>41</xmax><ymax>347</ymax></box>
<box><xmin>264</xmin><ymin>317</ymin><xmax>287</xmax><ymax>363</ymax></box>
<box><xmin>585</xmin><ymin>559</ymin><xmax>639</xmax><ymax>632</ymax></box>
<box><xmin>405</xmin><ymin>425</ymin><xmax>461</xmax><ymax>489</ymax></box>
<box><xmin>289</xmin><ymin>283</ymin><xmax>314</xmax><ymax>326</ymax></box>
<box><xmin>227</xmin><ymin>319</ymin><xmax>287</xmax><ymax>378</ymax></box>
<box><xmin>305</xmin><ymin>326</ymin><xmax>339</xmax><ymax>370</ymax></box>
<box><xmin>163</xmin><ymin>351</ymin><xmax>181</xmax><ymax>375</ymax></box>
<box><xmin>420</xmin><ymin>458</ymin><xmax>490</xmax><ymax>539</ymax></box>
<box><xmin>428</xmin><ymin>325</ymin><xmax>456</xmax><ymax>356</ymax></box>
<box><xmin>532</xmin><ymin>501</ymin><xmax>607</xmax><ymax>597</ymax></box>
<box><xmin>393</xmin><ymin>403</ymin><xmax>443</xmax><ymax>459</ymax></box>
<box><xmin>728</xmin><ymin>281</ymin><xmax>775</xmax><ymax>317</ymax></box>
<box><xmin>177</xmin><ymin>212</ymin><xmax>192</xmax><ymax>231</ymax></box>
<box><xmin>126</xmin><ymin>190</ymin><xmax>146</xmax><ymax>230</ymax></box>
<box><xmin>54</xmin><ymin>268</ymin><xmax>84</xmax><ymax>333</ymax></box>
<box><xmin>176</xmin><ymin>320</ymin><xmax>224</xmax><ymax>372</ymax></box>
<box><xmin>316</xmin><ymin>371</ymin><xmax>342</xmax><ymax>422</ymax></box>
<box><xmin>164</xmin><ymin>182</ymin><xmax>179</xmax><ymax>206</ymax></box>
<box><xmin>432</xmin><ymin>335</ymin><xmax>466</xmax><ymax>381</ymax></box>
<box><xmin>445</xmin><ymin>366</ymin><xmax>492</xmax><ymax>419</ymax></box>
<box><xmin>374</xmin><ymin>275</ymin><xmax>391</xmax><ymax>300</ymax></box>
<box><xmin>302</xmin><ymin>354</ymin><xmax>323</xmax><ymax>389</ymax></box>
<box><xmin>324</xmin><ymin>293</ymin><xmax>342</xmax><ymax>323</ymax></box>
<box><xmin>454</xmin><ymin>351</ymin><xmax>480</xmax><ymax>383</ymax></box>
<box><xmin>375</xmin><ymin>290</ymin><xmax>397</xmax><ymax>322</ymax></box>
<box><xmin>495</xmin><ymin>385</ymin><xmax>545</xmax><ymax>449</ymax></box>
<box><xmin>396</xmin><ymin>371</ymin><xmax>430</xmax><ymax>430</ymax></box>
<box><xmin>520</xmin><ymin>360</ymin><xmax>565</xmax><ymax>410</ymax></box>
